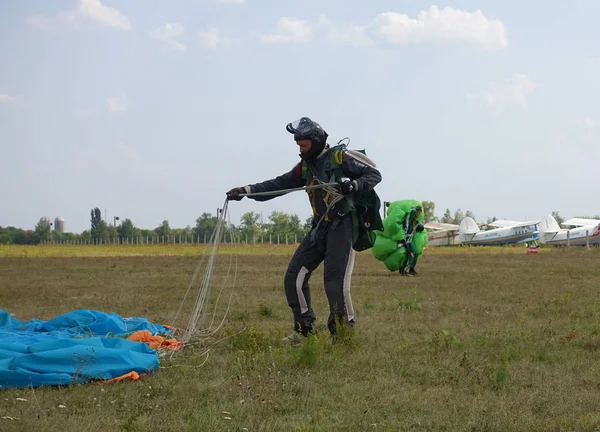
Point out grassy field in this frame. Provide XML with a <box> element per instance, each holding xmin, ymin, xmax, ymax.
<box><xmin>1</xmin><ymin>244</ymin><xmax>600</xmax><ymax>431</ymax></box>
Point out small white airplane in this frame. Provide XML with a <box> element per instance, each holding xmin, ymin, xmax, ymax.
<box><xmin>538</xmin><ymin>214</ymin><xmax>600</xmax><ymax>246</ymax></box>
<box><xmin>424</xmin><ymin>222</ymin><xmax>460</xmax><ymax>246</ymax></box>
<box><xmin>458</xmin><ymin>217</ymin><xmax>540</xmax><ymax>246</ymax></box>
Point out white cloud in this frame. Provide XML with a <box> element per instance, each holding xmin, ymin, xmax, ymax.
<box><xmin>149</xmin><ymin>23</ymin><xmax>186</xmax><ymax>52</ymax></box>
<box><xmin>198</xmin><ymin>29</ymin><xmax>240</xmax><ymax>50</ymax></box>
<box><xmin>318</xmin><ymin>6</ymin><xmax>507</xmax><ymax>50</ymax></box>
<box><xmin>367</xmin><ymin>7</ymin><xmax>506</xmax><ymax>50</ymax></box>
<box><xmin>105</xmin><ymin>94</ymin><xmax>128</xmax><ymax>114</ymax></box>
<box><xmin>261</xmin><ymin>17</ymin><xmax>313</xmax><ymax>43</ymax></box>
<box><xmin>317</xmin><ymin>14</ymin><xmax>371</xmax><ymax>47</ymax></box>
<box><xmin>571</xmin><ymin>117</ymin><xmax>596</xmax><ymax>130</ymax></box>
<box><xmin>78</xmin><ymin>0</ymin><xmax>131</xmax><ymax>29</ymax></box>
<box><xmin>0</xmin><ymin>94</ymin><xmax>21</xmax><ymax>104</ymax></box>
<box><xmin>26</xmin><ymin>0</ymin><xmax>131</xmax><ymax>31</ymax></box>
<box><xmin>465</xmin><ymin>74</ymin><xmax>536</xmax><ymax>117</ymax></box>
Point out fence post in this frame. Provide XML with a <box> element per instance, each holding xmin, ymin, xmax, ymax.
<box><xmin>586</xmin><ymin>230</ymin><xmax>590</xmax><ymax>250</ymax></box>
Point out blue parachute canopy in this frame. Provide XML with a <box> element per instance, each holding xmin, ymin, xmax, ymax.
<box><xmin>0</xmin><ymin>309</ymin><xmax>174</xmax><ymax>390</ymax></box>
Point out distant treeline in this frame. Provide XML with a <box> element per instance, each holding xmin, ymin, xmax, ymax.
<box><xmin>2</xmin><ymin>203</ymin><xmax>596</xmax><ymax>245</ymax></box>
<box><xmin>1</xmin><ymin>207</ymin><xmax>313</xmax><ymax>245</ymax></box>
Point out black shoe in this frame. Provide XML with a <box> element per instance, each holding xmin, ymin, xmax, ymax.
<box><xmin>407</xmin><ymin>268</ymin><xmax>418</xmax><ymax>277</ymax></box>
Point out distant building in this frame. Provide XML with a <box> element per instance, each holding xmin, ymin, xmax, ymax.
<box><xmin>54</xmin><ymin>217</ymin><xmax>65</xmax><ymax>233</ymax></box>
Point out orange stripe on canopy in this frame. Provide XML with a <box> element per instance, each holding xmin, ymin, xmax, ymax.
<box><xmin>127</xmin><ymin>330</ymin><xmax>184</xmax><ymax>351</ymax></box>
<box><xmin>103</xmin><ymin>371</ymin><xmax>146</xmax><ymax>383</ymax></box>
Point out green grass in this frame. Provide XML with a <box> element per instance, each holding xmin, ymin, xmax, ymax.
<box><xmin>1</xmin><ymin>246</ymin><xmax>600</xmax><ymax>431</ymax></box>
<box><xmin>0</xmin><ymin>243</ymin><xmax>300</xmax><ymax>258</ymax></box>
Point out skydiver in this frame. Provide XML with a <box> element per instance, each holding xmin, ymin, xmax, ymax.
<box><xmin>226</xmin><ymin>117</ymin><xmax>382</xmax><ymax>345</ymax></box>
<box><xmin>399</xmin><ymin>206</ymin><xmax>425</xmax><ymax>277</ymax></box>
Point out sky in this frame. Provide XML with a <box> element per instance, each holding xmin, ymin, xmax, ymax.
<box><xmin>1</xmin><ymin>0</ymin><xmax>600</xmax><ymax>234</ymax></box>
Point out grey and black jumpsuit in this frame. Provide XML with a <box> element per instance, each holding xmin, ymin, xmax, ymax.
<box><xmin>243</xmin><ymin>147</ymin><xmax>382</xmax><ymax>335</ymax></box>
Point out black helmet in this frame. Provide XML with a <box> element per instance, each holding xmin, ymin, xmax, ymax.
<box><xmin>286</xmin><ymin>117</ymin><xmax>329</xmax><ymax>160</ymax></box>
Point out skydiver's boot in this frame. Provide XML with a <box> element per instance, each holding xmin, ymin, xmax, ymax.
<box><xmin>281</xmin><ymin>331</ymin><xmax>302</xmax><ymax>347</ymax></box>
<box><xmin>407</xmin><ymin>267</ymin><xmax>418</xmax><ymax>277</ymax></box>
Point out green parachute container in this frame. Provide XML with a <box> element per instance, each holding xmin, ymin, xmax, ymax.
<box><xmin>371</xmin><ymin>199</ymin><xmax>428</xmax><ymax>272</ymax></box>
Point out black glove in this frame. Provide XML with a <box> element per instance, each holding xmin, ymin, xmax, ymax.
<box><xmin>226</xmin><ymin>187</ymin><xmax>245</xmax><ymax>201</ymax></box>
<box><xmin>416</xmin><ymin>223</ymin><xmax>425</xmax><ymax>232</ymax></box>
<box><xmin>337</xmin><ymin>178</ymin><xmax>357</xmax><ymax>195</ymax></box>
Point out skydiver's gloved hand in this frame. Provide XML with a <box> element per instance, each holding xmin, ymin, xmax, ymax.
<box><xmin>337</xmin><ymin>178</ymin><xmax>358</xmax><ymax>195</ymax></box>
<box><xmin>226</xmin><ymin>187</ymin><xmax>246</xmax><ymax>201</ymax></box>
<box><xmin>416</xmin><ymin>223</ymin><xmax>425</xmax><ymax>232</ymax></box>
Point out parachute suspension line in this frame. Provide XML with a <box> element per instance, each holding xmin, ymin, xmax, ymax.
<box><xmin>181</xmin><ymin>198</ymin><xmax>234</xmax><ymax>343</ymax></box>
<box><xmin>169</xmin><ymin>197</ymin><xmax>238</xmax><ymax>346</ymax></box>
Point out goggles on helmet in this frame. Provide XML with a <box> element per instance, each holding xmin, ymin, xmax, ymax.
<box><xmin>286</xmin><ymin>117</ymin><xmax>322</xmax><ymax>140</ymax></box>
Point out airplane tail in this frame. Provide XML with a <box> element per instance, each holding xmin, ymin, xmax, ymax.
<box><xmin>539</xmin><ymin>214</ymin><xmax>564</xmax><ymax>243</ymax></box>
<box><xmin>539</xmin><ymin>214</ymin><xmax>562</xmax><ymax>235</ymax></box>
<box><xmin>459</xmin><ymin>217</ymin><xmax>479</xmax><ymax>242</ymax></box>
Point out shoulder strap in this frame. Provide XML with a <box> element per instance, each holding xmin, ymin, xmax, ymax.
<box><xmin>299</xmin><ymin>160</ymin><xmax>309</xmax><ymax>180</ymax></box>
<box><xmin>329</xmin><ymin>144</ymin><xmax>346</xmax><ymax>179</ymax></box>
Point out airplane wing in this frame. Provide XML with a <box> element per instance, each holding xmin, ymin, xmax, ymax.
<box><xmin>487</xmin><ymin>220</ymin><xmax>539</xmax><ymax>229</ymax></box>
<box><xmin>424</xmin><ymin>222</ymin><xmax>460</xmax><ymax>231</ymax></box>
<box><xmin>562</xmin><ymin>218</ymin><xmax>600</xmax><ymax>227</ymax></box>
<box><xmin>427</xmin><ymin>228</ymin><xmax>459</xmax><ymax>235</ymax></box>
<box><xmin>486</xmin><ymin>220</ymin><xmax>526</xmax><ymax>228</ymax></box>
<box><xmin>509</xmin><ymin>220</ymin><xmax>540</xmax><ymax>228</ymax></box>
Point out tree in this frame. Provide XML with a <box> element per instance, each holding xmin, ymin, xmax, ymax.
<box><xmin>50</xmin><ymin>230</ymin><xmax>64</xmax><ymax>242</ymax></box>
<box><xmin>239</xmin><ymin>211</ymin><xmax>264</xmax><ymax>243</ymax></box>
<box><xmin>108</xmin><ymin>225</ymin><xmax>119</xmax><ymax>239</ymax></box>
<box><xmin>90</xmin><ymin>207</ymin><xmax>108</xmax><ymax>241</ymax></box>
<box><xmin>452</xmin><ymin>209</ymin><xmax>465</xmax><ymax>225</ymax></box>
<box><xmin>264</xmin><ymin>211</ymin><xmax>306</xmax><ymax>241</ymax></box>
<box><xmin>194</xmin><ymin>213</ymin><xmax>218</xmax><ymax>242</ymax></box>
<box><xmin>79</xmin><ymin>229</ymin><xmax>92</xmax><ymax>241</ymax></box>
<box><xmin>155</xmin><ymin>220</ymin><xmax>172</xmax><ymax>239</ymax></box>
<box><xmin>13</xmin><ymin>230</ymin><xmax>38</xmax><ymax>245</ymax></box>
<box><xmin>441</xmin><ymin>208</ymin><xmax>453</xmax><ymax>224</ymax></box>
<box><xmin>552</xmin><ymin>211</ymin><xmax>564</xmax><ymax>226</ymax></box>
<box><xmin>422</xmin><ymin>201</ymin><xmax>437</xmax><ymax>223</ymax></box>
<box><xmin>303</xmin><ymin>215</ymin><xmax>314</xmax><ymax>232</ymax></box>
<box><xmin>0</xmin><ymin>226</ymin><xmax>10</xmax><ymax>244</ymax></box>
<box><xmin>118</xmin><ymin>218</ymin><xmax>136</xmax><ymax>238</ymax></box>
<box><xmin>465</xmin><ymin>210</ymin><xmax>476</xmax><ymax>221</ymax></box>
<box><xmin>485</xmin><ymin>216</ymin><xmax>498</xmax><ymax>231</ymax></box>
<box><xmin>35</xmin><ymin>217</ymin><xmax>52</xmax><ymax>241</ymax></box>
